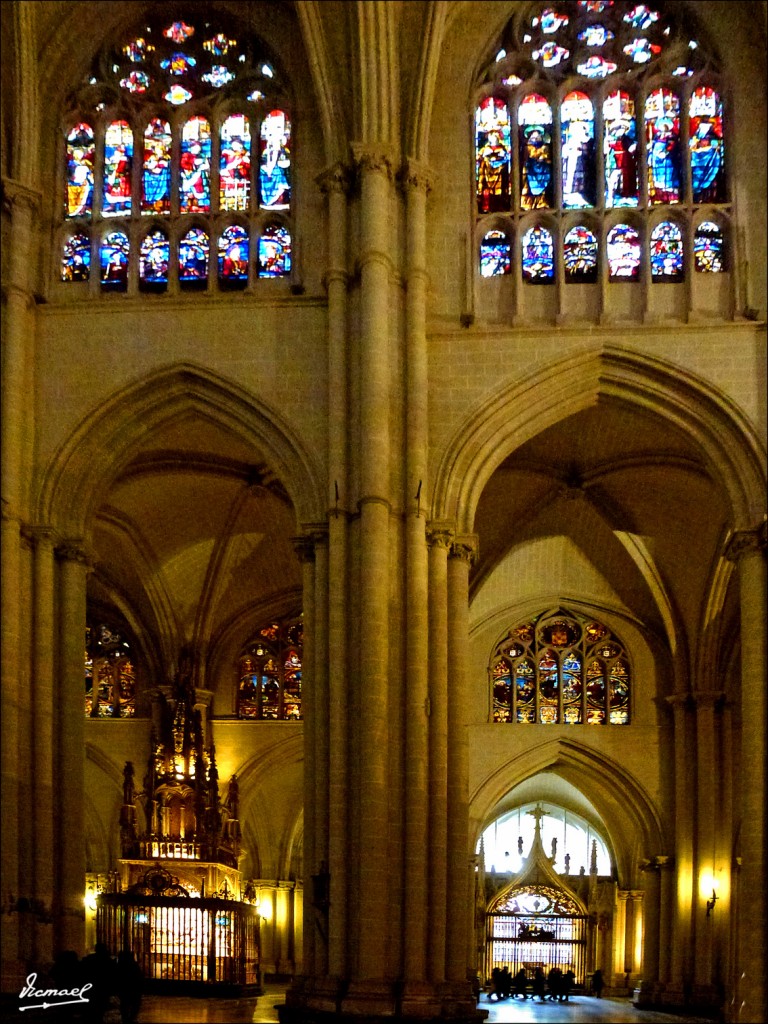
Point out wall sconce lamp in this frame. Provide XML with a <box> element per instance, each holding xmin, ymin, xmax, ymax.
<box><xmin>706</xmin><ymin>889</ymin><xmax>719</xmax><ymax>917</ymax></box>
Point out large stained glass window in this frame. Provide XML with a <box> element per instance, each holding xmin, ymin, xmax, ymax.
<box><xmin>238</xmin><ymin>614</ymin><xmax>303</xmax><ymax>720</ymax></box>
<box><xmin>474</xmin><ymin>1</ymin><xmax>728</xmax><ymax>292</ymax></box>
<box><xmin>490</xmin><ymin>609</ymin><xmax>631</xmax><ymax>725</ymax></box>
<box><xmin>60</xmin><ymin>13</ymin><xmax>294</xmax><ymax>293</ymax></box>
<box><xmin>85</xmin><ymin>621</ymin><xmax>137</xmax><ymax>718</ymax></box>
<box><xmin>476</xmin><ymin>97</ymin><xmax>512</xmax><ymax>214</ymax></box>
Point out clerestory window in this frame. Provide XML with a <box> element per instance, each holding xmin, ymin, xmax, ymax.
<box><xmin>60</xmin><ymin>14</ymin><xmax>292</xmax><ymax>295</ymax></box>
<box><xmin>490</xmin><ymin>608</ymin><xmax>630</xmax><ymax>724</ymax></box>
<box><xmin>475</xmin><ymin>1</ymin><xmax>728</xmax><ymax>286</ymax></box>
<box><xmin>237</xmin><ymin>614</ymin><xmax>303</xmax><ymax>720</ymax></box>
<box><xmin>85</xmin><ymin>620</ymin><xmax>137</xmax><ymax>718</ymax></box>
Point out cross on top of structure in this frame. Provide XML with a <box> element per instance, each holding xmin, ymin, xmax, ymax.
<box><xmin>528</xmin><ymin>803</ymin><xmax>549</xmax><ymax>836</ymax></box>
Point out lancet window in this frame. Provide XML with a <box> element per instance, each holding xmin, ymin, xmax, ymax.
<box><xmin>475</xmin><ymin>1</ymin><xmax>729</xmax><ymax>284</ymax></box>
<box><xmin>60</xmin><ymin>15</ymin><xmax>292</xmax><ymax>294</ymax></box>
<box><xmin>490</xmin><ymin>609</ymin><xmax>630</xmax><ymax>725</ymax></box>
<box><xmin>237</xmin><ymin>614</ymin><xmax>303</xmax><ymax>720</ymax></box>
<box><xmin>85</xmin><ymin>620</ymin><xmax>136</xmax><ymax>717</ymax></box>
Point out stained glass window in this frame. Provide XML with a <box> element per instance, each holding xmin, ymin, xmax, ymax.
<box><xmin>259</xmin><ymin>110</ymin><xmax>291</xmax><ymax>210</ymax></box>
<box><xmin>561</xmin><ymin>91</ymin><xmax>595</xmax><ymax>208</ymax></box>
<box><xmin>218</xmin><ymin>225</ymin><xmax>249</xmax><ymax>286</ymax></box>
<box><xmin>220</xmin><ymin>115</ymin><xmax>252</xmax><ymax>211</ymax></box>
<box><xmin>650</xmin><ymin>221</ymin><xmax>683</xmax><ymax>280</ymax></box>
<box><xmin>102</xmin><ymin>120</ymin><xmax>133</xmax><ymax>217</ymax></box>
<box><xmin>179</xmin><ymin>227</ymin><xmax>210</xmax><ymax>286</ymax></box>
<box><xmin>238</xmin><ymin>614</ymin><xmax>303</xmax><ymax>720</ymax></box>
<box><xmin>607</xmin><ymin>223</ymin><xmax>641</xmax><ymax>279</ymax></box>
<box><xmin>604</xmin><ymin>91</ymin><xmax>638</xmax><ymax>208</ymax></box>
<box><xmin>490</xmin><ymin>609</ymin><xmax>630</xmax><ymax>725</ymax></box>
<box><xmin>480</xmin><ymin>230</ymin><xmax>512</xmax><ymax>277</ymax></box>
<box><xmin>563</xmin><ymin>225</ymin><xmax>598</xmax><ymax>281</ymax></box>
<box><xmin>476</xmin><ymin>97</ymin><xmax>512</xmax><ymax>214</ymax></box>
<box><xmin>522</xmin><ymin>225</ymin><xmax>554</xmax><ymax>282</ymax></box>
<box><xmin>142</xmin><ymin>119</ymin><xmax>172</xmax><ymax>215</ymax></box>
<box><xmin>689</xmin><ymin>87</ymin><xmax>725</xmax><ymax>203</ymax></box>
<box><xmin>61</xmin><ymin>14</ymin><xmax>294</xmax><ymax>293</ymax></box>
<box><xmin>140</xmin><ymin>230</ymin><xmax>170</xmax><ymax>290</ymax></box>
<box><xmin>180</xmin><ymin>117</ymin><xmax>211</xmax><ymax>213</ymax></box>
<box><xmin>693</xmin><ymin>221</ymin><xmax>724</xmax><ymax>273</ymax></box>
<box><xmin>645</xmin><ymin>89</ymin><xmax>681</xmax><ymax>204</ymax></box>
<box><xmin>65</xmin><ymin>123</ymin><xmax>95</xmax><ymax>218</ymax></box>
<box><xmin>519</xmin><ymin>94</ymin><xmax>554</xmax><ymax>210</ymax></box>
<box><xmin>61</xmin><ymin>233</ymin><xmax>91</xmax><ymax>281</ymax></box>
<box><xmin>100</xmin><ymin>231</ymin><xmax>129</xmax><ymax>291</ymax></box>
<box><xmin>258</xmin><ymin>224</ymin><xmax>291</xmax><ymax>277</ymax></box>
<box><xmin>85</xmin><ymin>621</ymin><xmax>137</xmax><ymax>718</ymax></box>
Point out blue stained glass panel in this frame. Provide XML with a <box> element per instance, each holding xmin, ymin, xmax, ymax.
<box><xmin>577</xmin><ymin>25</ymin><xmax>614</xmax><ymax>45</ymax></box>
<box><xmin>519</xmin><ymin>94</ymin><xmax>553</xmax><ymax>210</ymax></box>
<box><xmin>180</xmin><ymin>117</ymin><xmax>211</xmax><ymax>213</ymax></box>
<box><xmin>179</xmin><ymin>227</ymin><xmax>210</xmax><ymax>285</ymax></box>
<box><xmin>260</xmin><ymin>110</ymin><xmax>291</xmax><ymax>210</ymax></box>
<box><xmin>100</xmin><ymin>231</ymin><xmax>129</xmax><ymax>290</ymax></box>
<box><xmin>623</xmin><ymin>4</ymin><xmax>660</xmax><ymax>29</ymax></box>
<box><xmin>120</xmin><ymin>70</ymin><xmax>150</xmax><ymax>93</ymax></box>
<box><xmin>61</xmin><ymin>233</ymin><xmax>91</xmax><ymax>281</ymax></box>
<box><xmin>532</xmin><ymin>41</ymin><xmax>570</xmax><ymax>66</ymax></box>
<box><xmin>623</xmin><ymin>37</ymin><xmax>661</xmax><ymax>63</ymax></box>
<box><xmin>202</xmin><ymin>65</ymin><xmax>236</xmax><ymax>88</ymax></box>
<box><xmin>139</xmin><ymin>230</ymin><xmax>169</xmax><ymax>289</ymax></box>
<box><xmin>693</xmin><ymin>221</ymin><xmax>724</xmax><ymax>273</ymax></box>
<box><xmin>165</xmin><ymin>85</ymin><xmax>193</xmax><ymax>105</ymax></box>
<box><xmin>561</xmin><ymin>91</ymin><xmax>595</xmax><ymax>208</ymax></box>
<box><xmin>65</xmin><ymin>123</ymin><xmax>95</xmax><ymax>218</ymax></box>
<box><xmin>645</xmin><ymin>89</ymin><xmax>681</xmax><ymax>204</ymax></box>
<box><xmin>650</xmin><ymin>221</ymin><xmax>683</xmax><ymax>280</ymax></box>
<box><xmin>204</xmin><ymin>34</ymin><xmax>237</xmax><ymax>57</ymax></box>
<box><xmin>522</xmin><ymin>225</ymin><xmax>555</xmax><ymax>282</ymax></box>
<box><xmin>218</xmin><ymin>225</ymin><xmax>249</xmax><ymax>284</ymax></box>
<box><xmin>564</xmin><ymin>225</ymin><xmax>598</xmax><ymax>281</ymax></box>
<box><xmin>607</xmin><ymin>223</ymin><xmax>641</xmax><ymax>279</ymax></box>
<box><xmin>220</xmin><ymin>115</ymin><xmax>252</xmax><ymax>211</ymax></box>
<box><xmin>102</xmin><ymin>120</ymin><xmax>133</xmax><ymax>217</ymax></box>
<box><xmin>164</xmin><ymin>21</ymin><xmax>194</xmax><ymax>44</ymax></box>
<box><xmin>476</xmin><ymin>97</ymin><xmax>512</xmax><ymax>214</ymax></box>
<box><xmin>577</xmin><ymin>55</ymin><xmax>617</xmax><ymax>78</ymax></box>
<box><xmin>689</xmin><ymin>87</ymin><xmax>725</xmax><ymax>203</ymax></box>
<box><xmin>536</xmin><ymin>9</ymin><xmax>570</xmax><ymax>33</ymax></box>
<box><xmin>480</xmin><ymin>230</ymin><xmax>511</xmax><ymax>277</ymax></box>
<box><xmin>258</xmin><ymin>224</ymin><xmax>291</xmax><ymax>277</ymax></box>
<box><xmin>142</xmin><ymin>118</ymin><xmax>171</xmax><ymax>215</ymax></box>
<box><xmin>160</xmin><ymin>52</ymin><xmax>196</xmax><ymax>75</ymax></box>
<box><xmin>604</xmin><ymin>91</ymin><xmax>638</xmax><ymax>207</ymax></box>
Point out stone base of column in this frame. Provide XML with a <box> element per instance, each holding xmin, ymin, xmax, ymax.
<box><xmin>278</xmin><ymin>978</ymin><xmax>488</xmax><ymax>1023</ymax></box>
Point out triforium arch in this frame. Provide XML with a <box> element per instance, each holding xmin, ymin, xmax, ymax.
<box><xmin>431</xmin><ymin>344</ymin><xmax>766</xmax><ymax>534</ymax></box>
<box><xmin>38</xmin><ymin>362</ymin><xmax>324</xmax><ymax>540</ymax></box>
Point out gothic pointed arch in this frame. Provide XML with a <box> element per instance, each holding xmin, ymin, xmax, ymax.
<box><xmin>38</xmin><ymin>362</ymin><xmax>324</xmax><ymax>539</ymax></box>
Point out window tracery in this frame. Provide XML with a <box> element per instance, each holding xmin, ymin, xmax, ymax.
<box><xmin>60</xmin><ymin>14</ymin><xmax>293</xmax><ymax>294</ymax></box>
<box><xmin>85</xmin><ymin>620</ymin><xmax>136</xmax><ymax>718</ymax></box>
<box><xmin>490</xmin><ymin>609</ymin><xmax>630</xmax><ymax>725</ymax></box>
<box><xmin>237</xmin><ymin>614</ymin><xmax>303</xmax><ymax>720</ymax></box>
<box><xmin>475</xmin><ymin>1</ymin><xmax>729</xmax><ymax>290</ymax></box>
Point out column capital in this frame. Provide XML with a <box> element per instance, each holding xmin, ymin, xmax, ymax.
<box><xmin>692</xmin><ymin>690</ymin><xmax>725</xmax><ymax>708</ymax></box>
<box><xmin>665</xmin><ymin>692</ymin><xmax>693</xmax><ymax>711</ymax></box>
<box><xmin>724</xmin><ymin>521</ymin><xmax>767</xmax><ymax>563</ymax></box>
<box><xmin>640</xmin><ymin>854</ymin><xmax>673</xmax><ymax>872</ymax></box>
<box><xmin>450</xmin><ymin>534</ymin><xmax>478</xmax><ymax>564</ymax></box>
<box><xmin>350</xmin><ymin>143</ymin><xmax>396</xmax><ymax>182</ymax></box>
<box><xmin>56</xmin><ymin>540</ymin><xmax>93</xmax><ymax>570</ymax></box>
<box><xmin>29</xmin><ymin>524</ymin><xmax>58</xmax><ymax>547</ymax></box>
<box><xmin>1</xmin><ymin>176</ymin><xmax>42</xmax><ymax>215</ymax></box>
<box><xmin>292</xmin><ymin>534</ymin><xmax>317</xmax><ymax>564</ymax></box>
<box><xmin>316</xmin><ymin>161</ymin><xmax>353</xmax><ymax>195</ymax></box>
<box><xmin>426</xmin><ymin>521</ymin><xmax>454</xmax><ymax>549</ymax></box>
<box><xmin>398</xmin><ymin>158</ymin><xmax>434</xmax><ymax>195</ymax></box>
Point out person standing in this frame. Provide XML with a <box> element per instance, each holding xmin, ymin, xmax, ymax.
<box><xmin>592</xmin><ymin>968</ymin><xmax>605</xmax><ymax>997</ymax></box>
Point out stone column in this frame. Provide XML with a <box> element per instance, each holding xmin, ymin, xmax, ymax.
<box><xmin>657</xmin><ymin>856</ymin><xmax>673</xmax><ymax>984</ymax></box>
<box><xmin>401</xmin><ymin>160</ymin><xmax>432</xmax><ymax>1007</ymax></box>
<box><xmin>725</xmin><ymin>525</ymin><xmax>767</xmax><ymax>1024</ymax></box>
<box><xmin>446</xmin><ymin>538</ymin><xmax>476</xmax><ymax>997</ymax></box>
<box><xmin>666</xmin><ymin>694</ymin><xmax>695</xmax><ymax>993</ymax></box>
<box><xmin>312</xmin><ymin>528</ymin><xmax>330</xmax><ymax>980</ymax></box>
<box><xmin>693</xmin><ymin>690</ymin><xmax>723</xmax><ymax>991</ymax></box>
<box><xmin>293</xmin><ymin>536</ymin><xmax>317</xmax><ymax>980</ymax></box>
<box><xmin>615</xmin><ymin>891</ymin><xmax>629</xmax><ymax>978</ymax></box>
<box><xmin>426</xmin><ymin>524</ymin><xmax>452</xmax><ymax>984</ymax></box>
<box><xmin>640</xmin><ymin>861</ymin><xmax>661</xmax><ymax>991</ymax></box>
<box><xmin>56</xmin><ymin>542</ymin><xmax>91</xmax><ymax>953</ymax></box>
<box><xmin>32</xmin><ymin>528</ymin><xmax>57</xmax><ymax>964</ymax></box>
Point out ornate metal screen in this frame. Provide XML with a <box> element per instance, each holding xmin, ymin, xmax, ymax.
<box><xmin>97</xmin><ymin>886</ymin><xmax>260</xmax><ymax>990</ymax></box>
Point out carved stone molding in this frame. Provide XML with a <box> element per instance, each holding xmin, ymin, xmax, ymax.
<box><xmin>292</xmin><ymin>535</ymin><xmax>316</xmax><ymax>564</ymax></box>
<box><xmin>398</xmin><ymin>158</ymin><xmax>434</xmax><ymax>195</ymax></box>
<box><xmin>692</xmin><ymin>690</ymin><xmax>725</xmax><ymax>709</ymax></box>
<box><xmin>1</xmin><ymin>176</ymin><xmax>42</xmax><ymax>215</ymax></box>
<box><xmin>350</xmin><ymin>143</ymin><xmax>396</xmax><ymax>181</ymax></box>
<box><xmin>55</xmin><ymin>541</ymin><xmax>93</xmax><ymax>569</ymax></box>
<box><xmin>450</xmin><ymin>534</ymin><xmax>478</xmax><ymax>564</ymax></box>
<box><xmin>316</xmin><ymin>162</ymin><xmax>353</xmax><ymax>195</ymax></box>
<box><xmin>426</xmin><ymin>521</ymin><xmax>454</xmax><ymax>549</ymax></box>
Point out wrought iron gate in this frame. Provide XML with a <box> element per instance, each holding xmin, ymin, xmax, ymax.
<box><xmin>486</xmin><ymin>910</ymin><xmax>587</xmax><ymax>982</ymax></box>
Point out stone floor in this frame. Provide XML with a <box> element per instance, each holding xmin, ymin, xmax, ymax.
<box><xmin>131</xmin><ymin>984</ymin><xmax>717</xmax><ymax>1023</ymax></box>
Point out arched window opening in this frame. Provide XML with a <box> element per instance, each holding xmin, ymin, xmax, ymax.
<box><xmin>650</xmin><ymin>220</ymin><xmax>684</xmax><ymax>280</ymax></box>
<box><xmin>480</xmin><ymin>230</ymin><xmax>512</xmax><ymax>277</ymax></box>
<box><xmin>238</xmin><ymin>614</ymin><xmax>303</xmax><ymax>720</ymax></box>
<box><xmin>563</xmin><ymin>225</ymin><xmax>598</xmax><ymax>282</ymax></box>
<box><xmin>490</xmin><ymin>609</ymin><xmax>631</xmax><ymax>725</ymax></box>
<box><xmin>62</xmin><ymin>232</ymin><xmax>91</xmax><ymax>281</ymax></box>
<box><xmin>60</xmin><ymin>13</ymin><xmax>293</xmax><ymax>293</ymax></box>
<box><xmin>139</xmin><ymin>229</ymin><xmax>170</xmax><ymax>291</ymax></box>
<box><xmin>694</xmin><ymin>220</ymin><xmax>725</xmax><ymax>273</ymax></box>
<box><xmin>85</xmin><ymin>620</ymin><xmax>137</xmax><ymax>718</ymax></box>
<box><xmin>474</xmin><ymin>1</ymin><xmax>727</xmax><ymax>286</ymax></box>
<box><xmin>522</xmin><ymin>225</ymin><xmax>554</xmax><ymax>282</ymax></box>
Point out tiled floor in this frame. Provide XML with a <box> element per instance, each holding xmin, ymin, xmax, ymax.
<box><xmin>133</xmin><ymin>984</ymin><xmax>717</xmax><ymax>1023</ymax></box>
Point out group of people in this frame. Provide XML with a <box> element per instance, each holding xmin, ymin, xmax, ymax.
<box><xmin>489</xmin><ymin>964</ymin><xmax>592</xmax><ymax>1002</ymax></box>
<box><xmin>48</xmin><ymin>943</ymin><xmax>143</xmax><ymax>1024</ymax></box>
